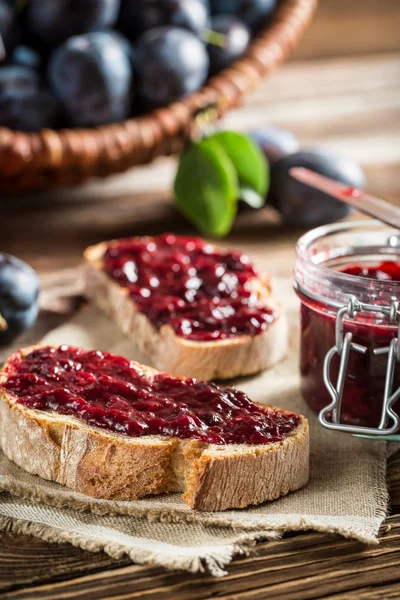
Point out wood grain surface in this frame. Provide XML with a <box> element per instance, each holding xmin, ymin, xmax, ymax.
<box><xmin>1</xmin><ymin>454</ymin><xmax>400</xmax><ymax>600</ymax></box>
<box><xmin>0</xmin><ymin>50</ymin><xmax>400</xmax><ymax>599</ymax></box>
<box><xmin>293</xmin><ymin>0</ymin><xmax>400</xmax><ymax>59</ymax></box>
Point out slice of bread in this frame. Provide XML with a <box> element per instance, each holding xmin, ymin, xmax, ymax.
<box><xmin>0</xmin><ymin>346</ymin><xmax>309</xmax><ymax>511</ymax></box>
<box><xmin>83</xmin><ymin>237</ymin><xmax>288</xmax><ymax>380</ymax></box>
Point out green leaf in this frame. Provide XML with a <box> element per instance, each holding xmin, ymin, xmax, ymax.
<box><xmin>174</xmin><ymin>137</ymin><xmax>239</xmax><ymax>238</ymax></box>
<box><xmin>239</xmin><ymin>186</ymin><xmax>265</xmax><ymax>209</ymax></box>
<box><xmin>210</xmin><ymin>131</ymin><xmax>269</xmax><ymax>207</ymax></box>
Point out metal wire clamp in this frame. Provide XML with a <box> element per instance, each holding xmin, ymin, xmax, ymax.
<box><xmin>319</xmin><ymin>296</ymin><xmax>400</xmax><ymax>436</ymax></box>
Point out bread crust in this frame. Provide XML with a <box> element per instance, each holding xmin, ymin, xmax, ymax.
<box><xmin>0</xmin><ymin>346</ymin><xmax>309</xmax><ymax>511</ymax></box>
<box><xmin>83</xmin><ymin>239</ymin><xmax>288</xmax><ymax>380</ymax></box>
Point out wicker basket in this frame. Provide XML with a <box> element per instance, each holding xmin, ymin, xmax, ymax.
<box><xmin>0</xmin><ymin>0</ymin><xmax>317</xmax><ymax>194</ymax></box>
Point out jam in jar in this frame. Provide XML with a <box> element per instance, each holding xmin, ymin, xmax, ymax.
<box><xmin>294</xmin><ymin>220</ymin><xmax>400</xmax><ymax>436</ymax></box>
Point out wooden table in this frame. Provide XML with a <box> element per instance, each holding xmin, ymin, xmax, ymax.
<box><xmin>1</xmin><ymin>52</ymin><xmax>400</xmax><ymax>599</ymax></box>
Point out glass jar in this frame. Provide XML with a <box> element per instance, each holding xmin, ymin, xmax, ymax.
<box><xmin>294</xmin><ymin>220</ymin><xmax>400</xmax><ymax>439</ymax></box>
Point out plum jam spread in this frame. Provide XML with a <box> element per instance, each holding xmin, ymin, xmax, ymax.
<box><xmin>299</xmin><ymin>261</ymin><xmax>400</xmax><ymax>428</ymax></box>
<box><xmin>102</xmin><ymin>234</ymin><xmax>276</xmax><ymax>341</ymax></box>
<box><xmin>4</xmin><ymin>345</ymin><xmax>300</xmax><ymax>445</ymax></box>
<box><xmin>340</xmin><ymin>262</ymin><xmax>400</xmax><ymax>282</ymax></box>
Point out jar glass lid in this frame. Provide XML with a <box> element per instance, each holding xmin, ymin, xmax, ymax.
<box><xmin>295</xmin><ymin>219</ymin><xmax>400</xmax><ymax>311</ymax></box>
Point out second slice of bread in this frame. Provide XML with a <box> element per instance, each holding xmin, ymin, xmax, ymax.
<box><xmin>83</xmin><ymin>239</ymin><xmax>288</xmax><ymax>380</ymax></box>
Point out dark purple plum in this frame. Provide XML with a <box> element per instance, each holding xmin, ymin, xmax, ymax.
<box><xmin>0</xmin><ymin>254</ymin><xmax>39</xmax><ymax>345</ymax></box>
<box><xmin>26</xmin><ymin>0</ymin><xmax>120</xmax><ymax>46</ymax></box>
<box><xmin>119</xmin><ymin>0</ymin><xmax>210</xmax><ymax>40</ymax></box>
<box><xmin>211</xmin><ymin>0</ymin><xmax>276</xmax><ymax>29</ymax></box>
<box><xmin>268</xmin><ymin>150</ymin><xmax>366</xmax><ymax>227</ymax></box>
<box><xmin>48</xmin><ymin>31</ymin><xmax>132</xmax><ymax>127</ymax></box>
<box><xmin>108</xmin><ymin>30</ymin><xmax>135</xmax><ymax>93</ymax></box>
<box><xmin>0</xmin><ymin>65</ymin><xmax>59</xmax><ymax>131</ymax></box>
<box><xmin>250</xmin><ymin>126</ymin><xmax>299</xmax><ymax>164</ymax></box>
<box><xmin>135</xmin><ymin>26</ymin><xmax>209</xmax><ymax>107</ymax></box>
<box><xmin>0</xmin><ymin>0</ymin><xmax>16</xmax><ymax>58</ymax></box>
<box><xmin>10</xmin><ymin>45</ymin><xmax>42</xmax><ymax>70</ymax></box>
<box><xmin>207</xmin><ymin>15</ymin><xmax>250</xmax><ymax>73</ymax></box>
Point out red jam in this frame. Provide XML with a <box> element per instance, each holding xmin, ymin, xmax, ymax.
<box><xmin>299</xmin><ymin>262</ymin><xmax>400</xmax><ymax>427</ymax></box>
<box><xmin>341</xmin><ymin>261</ymin><xmax>400</xmax><ymax>282</ymax></box>
<box><xmin>341</xmin><ymin>186</ymin><xmax>362</xmax><ymax>199</ymax></box>
<box><xmin>102</xmin><ymin>234</ymin><xmax>276</xmax><ymax>341</ymax></box>
<box><xmin>4</xmin><ymin>345</ymin><xmax>300</xmax><ymax>445</ymax></box>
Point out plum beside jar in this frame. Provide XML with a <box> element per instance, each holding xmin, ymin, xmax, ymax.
<box><xmin>294</xmin><ymin>220</ymin><xmax>400</xmax><ymax>434</ymax></box>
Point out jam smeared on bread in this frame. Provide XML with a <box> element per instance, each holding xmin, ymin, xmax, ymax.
<box><xmin>102</xmin><ymin>234</ymin><xmax>276</xmax><ymax>341</ymax></box>
<box><xmin>0</xmin><ymin>345</ymin><xmax>308</xmax><ymax>510</ymax></box>
<box><xmin>84</xmin><ymin>235</ymin><xmax>287</xmax><ymax>380</ymax></box>
<box><xmin>4</xmin><ymin>345</ymin><xmax>300</xmax><ymax>445</ymax></box>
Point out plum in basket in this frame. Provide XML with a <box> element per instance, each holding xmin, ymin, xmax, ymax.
<box><xmin>135</xmin><ymin>26</ymin><xmax>209</xmax><ymax>107</ymax></box>
<box><xmin>119</xmin><ymin>0</ymin><xmax>210</xmax><ymax>40</ymax></box>
<box><xmin>0</xmin><ymin>65</ymin><xmax>59</xmax><ymax>131</ymax></box>
<box><xmin>48</xmin><ymin>31</ymin><xmax>133</xmax><ymax>127</ymax></box>
<box><xmin>207</xmin><ymin>15</ymin><xmax>250</xmax><ymax>73</ymax></box>
<box><xmin>26</xmin><ymin>0</ymin><xmax>121</xmax><ymax>46</ymax></box>
<box><xmin>251</xmin><ymin>126</ymin><xmax>299</xmax><ymax>164</ymax></box>
<box><xmin>0</xmin><ymin>0</ymin><xmax>13</xmax><ymax>56</ymax></box>
<box><xmin>268</xmin><ymin>150</ymin><xmax>366</xmax><ymax>227</ymax></box>
<box><xmin>10</xmin><ymin>45</ymin><xmax>42</xmax><ymax>70</ymax></box>
<box><xmin>211</xmin><ymin>0</ymin><xmax>277</xmax><ymax>29</ymax></box>
<box><xmin>0</xmin><ymin>254</ymin><xmax>39</xmax><ymax>345</ymax></box>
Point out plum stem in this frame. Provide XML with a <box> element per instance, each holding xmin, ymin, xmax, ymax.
<box><xmin>202</xmin><ymin>29</ymin><xmax>227</xmax><ymax>48</ymax></box>
<box><xmin>186</xmin><ymin>103</ymin><xmax>219</xmax><ymax>145</ymax></box>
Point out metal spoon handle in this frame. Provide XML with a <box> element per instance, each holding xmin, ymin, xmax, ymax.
<box><xmin>289</xmin><ymin>167</ymin><xmax>400</xmax><ymax>230</ymax></box>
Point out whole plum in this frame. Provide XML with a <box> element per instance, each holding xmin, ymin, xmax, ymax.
<box><xmin>48</xmin><ymin>31</ymin><xmax>132</xmax><ymax>127</ymax></box>
<box><xmin>268</xmin><ymin>150</ymin><xmax>366</xmax><ymax>227</ymax></box>
<box><xmin>10</xmin><ymin>45</ymin><xmax>42</xmax><ymax>70</ymax></box>
<box><xmin>207</xmin><ymin>15</ymin><xmax>250</xmax><ymax>73</ymax></box>
<box><xmin>135</xmin><ymin>26</ymin><xmax>209</xmax><ymax>107</ymax></box>
<box><xmin>0</xmin><ymin>0</ymin><xmax>20</xmax><ymax>58</ymax></box>
<box><xmin>251</xmin><ymin>126</ymin><xmax>299</xmax><ymax>164</ymax></box>
<box><xmin>0</xmin><ymin>65</ymin><xmax>59</xmax><ymax>131</ymax></box>
<box><xmin>26</xmin><ymin>0</ymin><xmax>120</xmax><ymax>46</ymax></box>
<box><xmin>0</xmin><ymin>253</ymin><xmax>39</xmax><ymax>345</ymax></box>
<box><xmin>0</xmin><ymin>1</ymin><xmax>12</xmax><ymax>53</ymax></box>
<box><xmin>119</xmin><ymin>0</ymin><xmax>209</xmax><ymax>40</ymax></box>
<box><xmin>211</xmin><ymin>0</ymin><xmax>276</xmax><ymax>29</ymax></box>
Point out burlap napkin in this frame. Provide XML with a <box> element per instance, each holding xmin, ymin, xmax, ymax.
<box><xmin>0</xmin><ymin>281</ymin><xmax>390</xmax><ymax>576</ymax></box>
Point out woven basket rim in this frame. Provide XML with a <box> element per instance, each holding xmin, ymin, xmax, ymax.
<box><xmin>0</xmin><ymin>0</ymin><xmax>318</xmax><ymax>193</ymax></box>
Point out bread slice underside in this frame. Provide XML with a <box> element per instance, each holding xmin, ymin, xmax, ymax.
<box><xmin>83</xmin><ymin>240</ymin><xmax>288</xmax><ymax>381</ymax></box>
<box><xmin>0</xmin><ymin>348</ymin><xmax>309</xmax><ymax>512</ymax></box>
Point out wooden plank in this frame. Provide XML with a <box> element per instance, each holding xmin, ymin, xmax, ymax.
<box><xmin>327</xmin><ymin>584</ymin><xmax>400</xmax><ymax>599</ymax></box>
<box><xmin>292</xmin><ymin>0</ymin><xmax>400</xmax><ymax>60</ymax></box>
<box><xmin>0</xmin><ymin>535</ymin><xmax>131</xmax><ymax>596</ymax></box>
<box><xmin>0</xmin><ymin>449</ymin><xmax>399</xmax><ymax>598</ymax></box>
<box><xmin>1</xmin><ymin>516</ymin><xmax>398</xmax><ymax>600</ymax></box>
